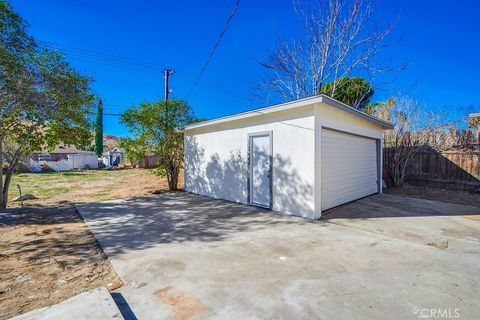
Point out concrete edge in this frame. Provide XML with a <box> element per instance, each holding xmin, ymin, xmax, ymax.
<box><xmin>10</xmin><ymin>287</ymin><xmax>124</xmax><ymax>320</ymax></box>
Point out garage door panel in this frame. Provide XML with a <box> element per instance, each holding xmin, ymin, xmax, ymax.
<box><xmin>323</xmin><ymin>179</ymin><xmax>377</xmax><ymax>192</ymax></box>
<box><xmin>321</xmin><ymin>129</ymin><xmax>378</xmax><ymax>210</ymax></box>
<box><xmin>322</xmin><ymin>173</ymin><xmax>377</xmax><ymax>185</ymax></box>
<box><xmin>322</xmin><ymin>184</ymin><xmax>377</xmax><ymax>199</ymax></box>
<box><xmin>322</xmin><ymin>186</ymin><xmax>377</xmax><ymax>201</ymax></box>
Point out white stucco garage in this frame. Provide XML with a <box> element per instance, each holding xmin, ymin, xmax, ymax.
<box><xmin>181</xmin><ymin>94</ymin><xmax>393</xmax><ymax>219</ymax></box>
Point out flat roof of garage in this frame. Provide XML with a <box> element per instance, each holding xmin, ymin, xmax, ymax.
<box><xmin>180</xmin><ymin>94</ymin><xmax>394</xmax><ymax>131</ymax></box>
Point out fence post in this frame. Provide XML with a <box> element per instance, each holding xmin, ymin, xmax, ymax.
<box><xmin>16</xmin><ymin>184</ymin><xmax>23</xmax><ymax>208</ymax></box>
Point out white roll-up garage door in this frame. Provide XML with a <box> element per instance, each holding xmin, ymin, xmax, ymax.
<box><xmin>321</xmin><ymin>129</ymin><xmax>379</xmax><ymax>210</ymax></box>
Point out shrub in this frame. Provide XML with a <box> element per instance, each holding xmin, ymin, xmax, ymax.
<box><xmin>41</xmin><ymin>163</ymin><xmax>55</xmax><ymax>172</ymax></box>
<box><xmin>14</xmin><ymin>161</ymin><xmax>31</xmax><ymax>173</ymax></box>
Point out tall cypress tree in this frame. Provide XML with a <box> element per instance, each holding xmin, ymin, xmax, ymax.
<box><xmin>95</xmin><ymin>100</ymin><xmax>104</xmax><ymax>156</ymax></box>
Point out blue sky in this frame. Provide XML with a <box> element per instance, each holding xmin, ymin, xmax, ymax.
<box><xmin>10</xmin><ymin>0</ymin><xmax>480</xmax><ymax>137</ymax></box>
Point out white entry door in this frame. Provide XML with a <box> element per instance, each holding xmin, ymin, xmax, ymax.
<box><xmin>321</xmin><ymin>129</ymin><xmax>379</xmax><ymax>210</ymax></box>
<box><xmin>249</xmin><ymin>133</ymin><xmax>272</xmax><ymax>208</ymax></box>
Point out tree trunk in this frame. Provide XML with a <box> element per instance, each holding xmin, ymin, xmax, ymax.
<box><xmin>2</xmin><ymin>169</ymin><xmax>12</xmax><ymax>209</ymax></box>
<box><xmin>0</xmin><ymin>140</ymin><xmax>22</xmax><ymax>209</ymax></box>
<box><xmin>167</xmin><ymin>162</ymin><xmax>178</xmax><ymax>191</ymax></box>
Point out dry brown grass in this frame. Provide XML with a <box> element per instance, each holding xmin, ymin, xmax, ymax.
<box><xmin>10</xmin><ymin>168</ymin><xmax>183</xmax><ymax>206</ymax></box>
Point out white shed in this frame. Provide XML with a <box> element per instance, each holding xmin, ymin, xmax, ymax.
<box><xmin>181</xmin><ymin>94</ymin><xmax>393</xmax><ymax>219</ymax></box>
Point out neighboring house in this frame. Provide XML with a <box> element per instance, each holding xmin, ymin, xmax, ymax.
<box><xmin>30</xmin><ymin>145</ymin><xmax>98</xmax><ymax>171</ymax></box>
<box><xmin>102</xmin><ymin>147</ymin><xmax>124</xmax><ymax>167</ymax></box>
<box><xmin>180</xmin><ymin>94</ymin><xmax>393</xmax><ymax>220</ymax></box>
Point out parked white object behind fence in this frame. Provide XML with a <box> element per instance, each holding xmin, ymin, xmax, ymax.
<box><xmin>68</xmin><ymin>154</ymin><xmax>98</xmax><ymax>169</ymax></box>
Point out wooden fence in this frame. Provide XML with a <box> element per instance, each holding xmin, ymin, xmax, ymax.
<box><xmin>385</xmin><ymin>149</ymin><xmax>480</xmax><ymax>190</ymax></box>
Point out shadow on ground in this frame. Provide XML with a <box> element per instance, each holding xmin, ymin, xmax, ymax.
<box><xmin>0</xmin><ymin>204</ymin><xmax>122</xmax><ymax>320</ymax></box>
<box><xmin>3</xmin><ymin>192</ymin><xmax>479</xmax><ymax>262</ymax></box>
<box><xmin>76</xmin><ymin>191</ymin><xmax>480</xmax><ymax>320</ymax></box>
<box><xmin>0</xmin><ymin>204</ymin><xmax>106</xmax><ymax>262</ymax></box>
<box><xmin>323</xmin><ymin>193</ymin><xmax>480</xmax><ymax>219</ymax></box>
<box><xmin>111</xmin><ymin>292</ymin><xmax>138</xmax><ymax>320</ymax></box>
<box><xmin>77</xmin><ymin>191</ymin><xmax>480</xmax><ymax>258</ymax></box>
<box><xmin>76</xmin><ymin>192</ymin><xmax>314</xmax><ymax>257</ymax></box>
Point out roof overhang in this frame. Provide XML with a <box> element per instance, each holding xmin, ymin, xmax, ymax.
<box><xmin>180</xmin><ymin>94</ymin><xmax>394</xmax><ymax>132</ymax></box>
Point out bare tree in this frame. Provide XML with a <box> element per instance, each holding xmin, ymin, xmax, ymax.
<box><xmin>375</xmin><ymin>98</ymin><xmax>468</xmax><ymax>187</ymax></box>
<box><xmin>258</xmin><ymin>0</ymin><xmax>396</xmax><ymax>104</ymax></box>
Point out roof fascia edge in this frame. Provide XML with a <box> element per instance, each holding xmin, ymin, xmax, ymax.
<box><xmin>180</xmin><ymin>94</ymin><xmax>393</xmax><ymax>131</ymax></box>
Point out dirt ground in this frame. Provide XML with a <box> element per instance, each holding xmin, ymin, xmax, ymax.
<box><xmin>0</xmin><ymin>168</ymin><xmax>180</xmax><ymax>320</ymax></box>
<box><xmin>385</xmin><ymin>184</ymin><xmax>480</xmax><ymax>207</ymax></box>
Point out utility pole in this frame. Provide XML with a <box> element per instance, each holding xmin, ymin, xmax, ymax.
<box><xmin>164</xmin><ymin>69</ymin><xmax>174</xmax><ymax>102</ymax></box>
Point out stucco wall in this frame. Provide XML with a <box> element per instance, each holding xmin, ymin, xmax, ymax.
<box><xmin>184</xmin><ymin>106</ymin><xmax>316</xmax><ymax>219</ymax></box>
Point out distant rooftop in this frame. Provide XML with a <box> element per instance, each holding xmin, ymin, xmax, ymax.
<box><xmin>33</xmin><ymin>145</ymin><xmax>96</xmax><ymax>155</ymax></box>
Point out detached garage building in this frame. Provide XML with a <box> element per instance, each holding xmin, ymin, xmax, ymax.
<box><xmin>181</xmin><ymin>94</ymin><xmax>393</xmax><ymax>219</ymax></box>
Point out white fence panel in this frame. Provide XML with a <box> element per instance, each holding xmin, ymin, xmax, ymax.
<box><xmin>29</xmin><ymin>159</ymin><xmax>71</xmax><ymax>172</ymax></box>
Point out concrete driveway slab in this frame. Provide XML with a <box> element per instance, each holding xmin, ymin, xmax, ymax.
<box><xmin>77</xmin><ymin>192</ymin><xmax>480</xmax><ymax>320</ymax></box>
<box><xmin>10</xmin><ymin>287</ymin><xmax>123</xmax><ymax>320</ymax></box>
<box><xmin>324</xmin><ymin>194</ymin><xmax>480</xmax><ymax>251</ymax></box>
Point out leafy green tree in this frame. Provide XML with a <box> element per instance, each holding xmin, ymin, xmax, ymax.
<box><xmin>0</xmin><ymin>0</ymin><xmax>35</xmax><ymax>122</ymax></box>
<box><xmin>95</xmin><ymin>99</ymin><xmax>104</xmax><ymax>156</ymax></box>
<box><xmin>320</xmin><ymin>77</ymin><xmax>374</xmax><ymax>110</ymax></box>
<box><xmin>0</xmin><ymin>1</ymin><xmax>94</xmax><ymax>208</ymax></box>
<box><xmin>119</xmin><ymin>138</ymin><xmax>150</xmax><ymax>166</ymax></box>
<box><xmin>121</xmin><ymin>99</ymin><xmax>195</xmax><ymax>190</ymax></box>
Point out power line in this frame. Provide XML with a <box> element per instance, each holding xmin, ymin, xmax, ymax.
<box><xmin>41</xmin><ymin>41</ymin><xmax>169</xmax><ymax>71</ymax></box>
<box><xmin>41</xmin><ymin>42</ymin><xmax>166</xmax><ymax>76</ymax></box>
<box><xmin>40</xmin><ymin>39</ymin><xmax>254</xmax><ymax>102</ymax></box>
<box><xmin>175</xmin><ymin>73</ymin><xmax>247</xmax><ymax>101</ymax></box>
<box><xmin>103</xmin><ymin>113</ymin><xmax>122</xmax><ymax>116</ymax></box>
<box><xmin>103</xmin><ymin>109</ymin><xmax>127</xmax><ymax>112</ymax></box>
<box><xmin>43</xmin><ymin>42</ymin><xmax>239</xmax><ymax>95</ymax></box>
<box><xmin>186</xmin><ymin>0</ymin><xmax>241</xmax><ymax>97</ymax></box>
<box><xmin>60</xmin><ymin>55</ymin><xmax>161</xmax><ymax>75</ymax></box>
<box><xmin>103</xmin><ymin>104</ymin><xmax>132</xmax><ymax>109</ymax></box>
